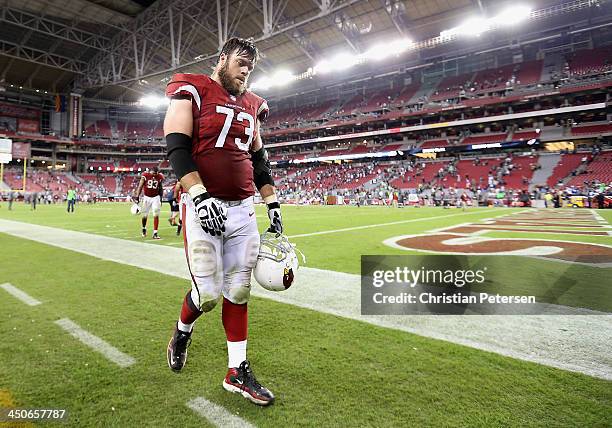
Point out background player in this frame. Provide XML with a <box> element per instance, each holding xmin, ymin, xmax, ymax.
<box><xmin>133</xmin><ymin>166</ymin><xmax>164</xmax><ymax>239</ymax></box>
<box><xmin>66</xmin><ymin>187</ymin><xmax>77</xmax><ymax>213</ymax></box>
<box><xmin>168</xmin><ymin>180</ymin><xmax>183</xmax><ymax>236</ymax></box>
<box><xmin>164</xmin><ymin>37</ymin><xmax>283</xmax><ymax>406</ymax></box>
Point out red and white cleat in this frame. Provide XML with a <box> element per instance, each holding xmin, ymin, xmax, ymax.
<box><xmin>222</xmin><ymin>360</ymin><xmax>275</xmax><ymax>406</ymax></box>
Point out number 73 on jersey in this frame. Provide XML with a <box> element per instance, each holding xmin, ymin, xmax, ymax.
<box><xmin>215</xmin><ymin>106</ymin><xmax>254</xmax><ymax>151</ymax></box>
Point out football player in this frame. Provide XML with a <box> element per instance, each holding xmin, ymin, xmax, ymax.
<box><xmin>133</xmin><ymin>166</ymin><xmax>164</xmax><ymax>239</ymax></box>
<box><xmin>163</xmin><ymin>37</ymin><xmax>282</xmax><ymax>406</ymax></box>
<box><xmin>168</xmin><ymin>180</ymin><xmax>183</xmax><ymax>236</ymax></box>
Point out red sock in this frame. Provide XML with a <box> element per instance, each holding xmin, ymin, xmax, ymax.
<box><xmin>154</xmin><ymin>216</ymin><xmax>159</xmax><ymax>231</ymax></box>
<box><xmin>222</xmin><ymin>297</ymin><xmax>248</xmax><ymax>342</ymax></box>
<box><xmin>180</xmin><ymin>292</ymin><xmax>203</xmax><ymax>325</ymax></box>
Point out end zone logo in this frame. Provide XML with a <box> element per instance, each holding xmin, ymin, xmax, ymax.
<box><xmin>384</xmin><ymin>211</ymin><xmax>612</xmax><ymax>267</ymax></box>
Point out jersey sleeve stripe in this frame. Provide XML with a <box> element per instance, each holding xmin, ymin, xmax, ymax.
<box><xmin>172</xmin><ymin>84</ymin><xmax>201</xmax><ymax>110</ymax></box>
<box><xmin>257</xmin><ymin>101</ymin><xmax>268</xmax><ymax>116</ymax></box>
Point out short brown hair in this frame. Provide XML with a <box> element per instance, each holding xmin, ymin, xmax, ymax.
<box><xmin>219</xmin><ymin>37</ymin><xmax>260</xmax><ymax>64</ymax></box>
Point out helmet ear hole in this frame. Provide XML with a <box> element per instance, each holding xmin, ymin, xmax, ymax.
<box><xmin>254</xmin><ymin>232</ymin><xmax>301</xmax><ymax>292</ymax></box>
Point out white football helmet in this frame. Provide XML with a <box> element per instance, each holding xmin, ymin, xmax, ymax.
<box><xmin>254</xmin><ymin>232</ymin><xmax>304</xmax><ymax>292</ymax></box>
<box><xmin>130</xmin><ymin>203</ymin><xmax>141</xmax><ymax>215</ymax></box>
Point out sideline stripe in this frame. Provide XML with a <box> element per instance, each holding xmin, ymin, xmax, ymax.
<box><xmin>0</xmin><ymin>283</ymin><xmax>42</xmax><ymax>306</ymax></box>
<box><xmin>287</xmin><ymin>208</ymin><xmax>513</xmax><ymax>238</ymax></box>
<box><xmin>186</xmin><ymin>397</ymin><xmax>255</xmax><ymax>428</ymax></box>
<box><xmin>54</xmin><ymin>318</ymin><xmax>136</xmax><ymax>368</ymax></box>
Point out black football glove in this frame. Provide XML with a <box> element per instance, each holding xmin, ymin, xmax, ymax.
<box><xmin>132</xmin><ymin>195</ymin><xmax>139</xmax><ymax>204</ymax></box>
<box><xmin>266</xmin><ymin>201</ymin><xmax>283</xmax><ymax>234</ymax></box>
<box><xmin>190</xmin><ymin>187</ymin><xmax>227</xmax><ymax>236</ymax></box>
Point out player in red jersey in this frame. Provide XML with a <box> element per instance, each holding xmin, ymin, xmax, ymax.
<box><xmin>163</xmin><ymin>37</ymin><xmax>282</xmax><ymax>406</ymax></box>
<box><xmin>460</xmin><ymin>191</ymin><xmax>469</xmax><ymax>211</ymax></box>
<box><xmin>133</xmin><ymin>166</ymin><xmax>164</xmax><ymax>239</ymax></box>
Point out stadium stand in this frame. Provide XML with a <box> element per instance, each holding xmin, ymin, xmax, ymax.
<box><xmin>430</xmin><ymin>72</ymin><xmax>474</xmax><ymax>101</ymax></box>
<box><xmin>512</xmin><ymin>130</ymin><xmax>540</xmax><ymax>141</ymax></box>
<box><xmin>571</xmin><ymin>122</ymin><xmax>612</xmax><ymax>135</ymax></box>
<box><xmin>393</xmin><ymin>84</ymin><xmax>421</xmax><ymax>106</ymax></box>
<box><xmin>96</xmin><ymin>120</ymin><xmax>112</xmax><ymax>138</ymax></box>
<box><xmin>515</xmin><ymin>60</ymin><xmax>544</xmax><ymax>85</ymax></box>
<box><xmin>546</xmin><ymin>153</ymin><xmax>584</xmax><ymax>186</ymax></box>
<box><xmin>567</xmin><ymin>151</ymin><xmax>612</xmax><ymax>186</ymax></box>
<box><xmin>566</xmin><ymin>46</ymin><xmax>612</xmax><ymax>76</ymax></box>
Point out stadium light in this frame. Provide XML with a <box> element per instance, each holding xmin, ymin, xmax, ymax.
<box><xmin>272</xmin><ymin>69</ymin><xmax>296</xmax><ymax>86</ymax></box>
<box><xmin>314</xmin><ymin>52</ymin><xmax>361</xmax><ymax>74</ymax></box>
<box><xmin>492</xmin><ymin>5</ymin><xmax>532</xmax><ymax>27</ymax></box>
<box><xmin>251</xmin><ymin>69</ymin><xmax>296</xmax><ymax>91</ymax></box>
<box><xmin>362</xmin><ymin>43</ymin><xmax>392</xmax><ymax>61</ymax></box>
<box><xmin>362</xmin><ymin>38</ymin><xmax>413</xmax><ymax>61</ymax></box>
<box><xmin>440</xmin><ymin>5</ymin><xmax>532</xmax><ymax>39</ymax></box>
<box><xmin>313</xmin><ymin>59</ymin><xmax>333</xmax><ymax>74</ymax></box>
<box><xmin>251</xmin><ymin>4</ymin><xmax>536</xmax><ymax>92</ymax></box>
<box><xmin>139</xmin><ymin>95</ymin><xmax>169</xmax><ymax>108</ymax></box>
<box><xmin>250</xmin><ymin>77</ymin><xmax>272</xmax><ymax>91</ymax></box>
<box><xmin>441</xmin><ymin>17</ymin><xmax>491</xmax><ymax>38</ymax></box>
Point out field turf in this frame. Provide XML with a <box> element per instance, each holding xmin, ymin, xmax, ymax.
<box><xmin>0</xmin><ymin>202</ymin><xmax>610</xmax><ymax>427</ymax></box>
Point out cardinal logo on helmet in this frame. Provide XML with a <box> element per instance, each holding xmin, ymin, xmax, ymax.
<box><xmin>282</xmin><ymin>268</ymin><xmax>294</xmax><ymax>289</ymax></box>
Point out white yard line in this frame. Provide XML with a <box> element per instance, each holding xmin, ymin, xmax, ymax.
<box><xmin>287</xmin><ymin>209</ymin><xmax>514</xmax><ymax>238</ymax></box>
<box><xmin>54</xmin><ymin>318</ymin><xmax>136</xmax><ymax>368</ymax></box>
<box><xmin>1</xmin><ymin>217</ymin><xmax>611</xmax><ymax>380</ymax></box>
<box><xmin>0</xmin><ymin>283</ymin><xmax>42</xmax><ymax>306</ymax></box>
<box><xmin>186</xmin><ymin>397</ymin><xmax>255</xmax><ymax>428</ymax></box>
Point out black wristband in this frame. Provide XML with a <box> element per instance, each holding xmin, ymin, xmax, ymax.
<box><xmin>267</xmin><ymin>201</ymin><xmax>280</xmax><ymax>210</ymax></box>
<box><xmin>252</xmin><ymin>147</ymin><xmax>275</xmax><ymax>190</ymax></box>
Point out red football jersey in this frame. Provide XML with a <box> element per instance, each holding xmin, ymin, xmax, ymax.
<box><xmin>141</xmin><ymin>171</ymin><xmax>164</xmax><ymax>197</ymax></box>
<box><xmin>165</xmin><ymin>73</ymin><xmax>268</xmax><ymax>200</ymax></box>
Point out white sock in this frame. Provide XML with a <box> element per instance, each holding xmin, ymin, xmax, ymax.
<box><xmin>177</xmin><ymin>319</ymin><xmax>194</xmax><ymax>333</ymax></box>
<box><xmin>154</xmin><ymin>229</ymin><xmax>158</xmax><ymax>234</ymax></box>
<box><xmin>227</xmin><ymin>340</ymin><xmax>247</xmax><ymax>368</ymax></box>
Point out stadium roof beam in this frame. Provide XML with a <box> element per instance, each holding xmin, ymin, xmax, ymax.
<box><xmin>216</xmin><ymin>0</ymin><xmax>250</xmax><ymax>48</ymax></box>
<box><xmin>286</xmin><ymin>33</ymin><xmax>316</xmax><ymax>61</ymax></box>
<box><xmin>216</xmin><ymin>0</ymin><xmax>229</xmax><ymax>49</ymax></box>
<box><xmin>168</xmin><ymin>6</ymin><xmax>182</xmax><ymax>68</ymax></box>
<box><xmin>0</xmin><ymin>6</ymin><xmax>112</xmax><ymax>52</ymax></box>
<box><xmin>178</xmin><ymin>6</ymin><xmax>218</xmax><ymax>54</ymax></box>
<box><xmin>262</xmin><ymin>0</ymin><xmax>291</xmax><ymax>35</ymax></box>
<box><xmin>76</xmin><ymin>0</ymin><xmax>369</xmax><ymax>90</ymax></box>
<box><xmin>246</xmin><ymin>0</ymin><xmax>319</xmax><ymax>61</ymax></box>
<box><xmin>25</xmin><ymin>37</ymin><xmax>63</xmax><ymax>87</ymax></box>
<box><xmin>0</xmin><ymin>38</ymin><xmax>87</xmax><ymax>74</ymax></box>
<box><xmin>311</xmin><ymin>0</ymin><xmax>333</xmax><ymax>12</ymax></box>
<box><xmin>474</xmin><ymin>0</ymin><xmax>485</xmax><ymax>14</ymax></box>
<box><xmin>72</xmin><ymin>0</ymin><xmax>135</xmax><ymax>21</ymax></box>
<box><xmin>1</xmin><ymin>28</ymin><xmax>35</xmax><ymax>80</ymax></box>
<box><xmin>76</xmin><ymin>0</ymin><xmax>208</xmax><ymax>89</ymax></box>
<box><xmin>382</xmin><ymin>0</ymin><xmax>411</xmax><ymax>38</ymax></box>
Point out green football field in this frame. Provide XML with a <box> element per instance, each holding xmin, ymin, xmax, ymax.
<box><xmin>0</xmin><ymin>202</ymin><xmax>610</xmax><ymax>427</ymax></box>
